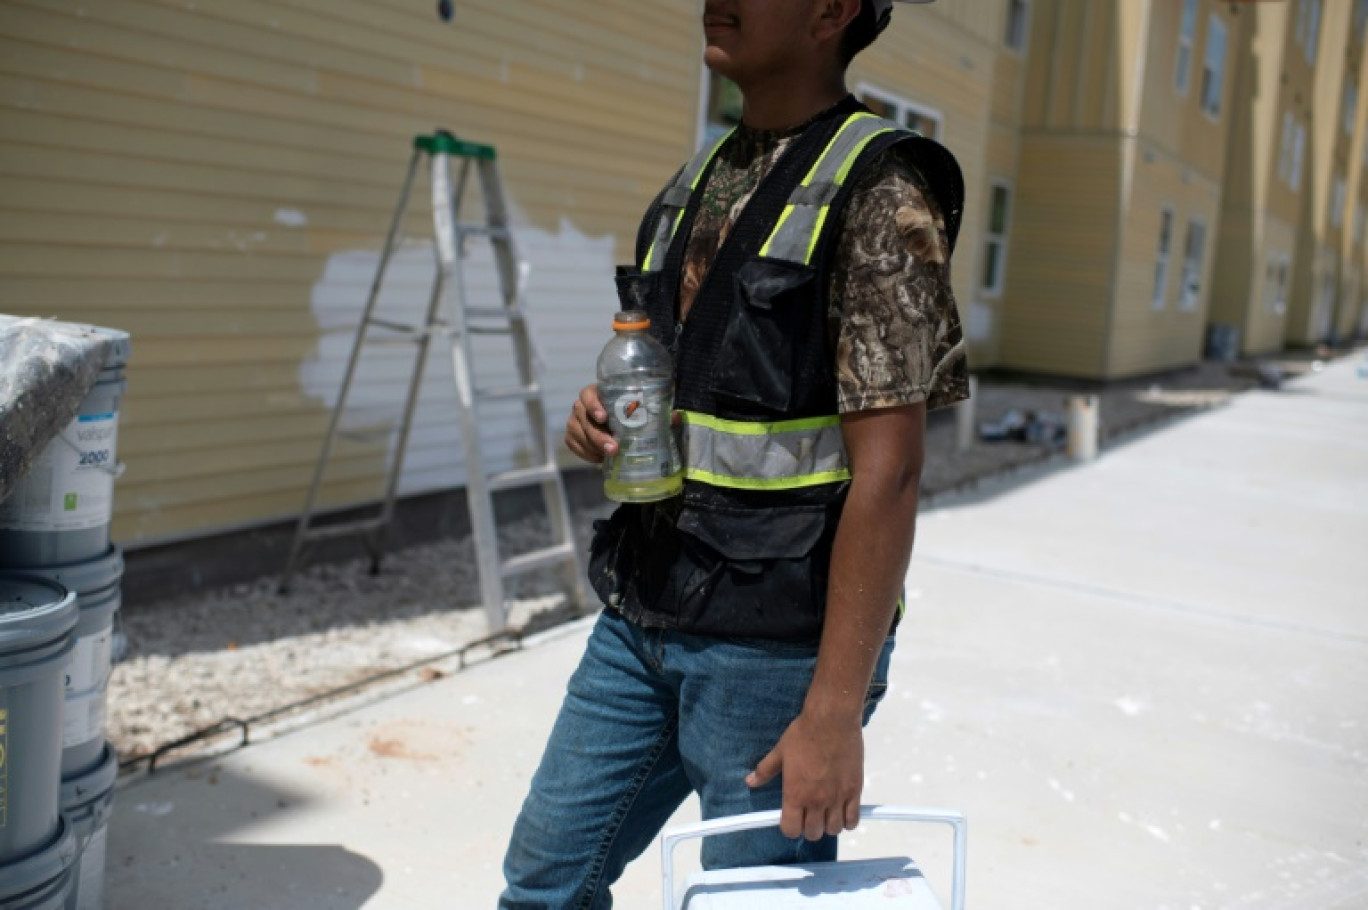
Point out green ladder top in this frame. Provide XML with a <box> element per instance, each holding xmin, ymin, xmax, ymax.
<box><xmin>414</xmin><ymin>130</ymin><xmax>497</xmax><ymax>160</ymax></box>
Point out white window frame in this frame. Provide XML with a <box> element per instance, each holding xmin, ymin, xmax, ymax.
<box><xmin>1153</xmin><ymin>206</ymin><xmax>1175</xmax><ymax>309</ymax></box>
<box><xmin>1179</xmin><ymin>217</ymin><xmax>1207</xmax><ymax>312</ymax></box>
<box><xmin>1175</xmin><ymin>0</ymin><xmax>1198</xmax><ymax>95</ymax></box>
<box><xmin>1332</xmin><ymin>177</ymin><xmax>1347</xmax><ymax>227</ymax></box>
<box><xmin>1266</xmin><ymin>254</ymin><xmax>1290</xmax><ymax>316</ymax></box>
<box><xmin>1291</xmin><ymin>120</ymin><xmax>1307</xmax><ymax>191</ymax></box>
<box><xmin>1200</xmin><ymin>15</ymin><xmax>1228</xmax><ymax>119</ymax></box>
<box><xmin>856</xmin><ymin>83</ymin><xmax>945</xmax><ymax>140</ymax></box>
<box><xmin>980</xmin><ymin>178</ymin><xmax>1013</xmax><ymax>298</ymax></box>
<box><xmin>1005</xmin><ymin>0</ymin><xmax>1031</xmax><ymax>54</ymax></box>
<box><xmin>1306</xmin><ymin>0</ymin><xmax>1322</xmax><ymax>65</ymax></box>
<box><xmin>1278</xmin><ymin>111</ymin><xmax>1293</xmax><ymax>183</ymax></box>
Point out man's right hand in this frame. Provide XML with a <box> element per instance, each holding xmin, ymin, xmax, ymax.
<box><xmin>565</xmin><ymin>385</ymin><xmax>617</xmax><ymax>464</ymax></box>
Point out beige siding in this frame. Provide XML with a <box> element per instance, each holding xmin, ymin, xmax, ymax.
<box><xmin>1</xmin><ymin>0</ymin><xmax>699</xmax><ymax>544</ymax></box>
<box><xmin>1107</xmin><ymin>146</ymin><xmax>1222</xmax><ymax>377</ymax></box>
<box><xmin>1000</xmin><ymin>138</ymin><xmax>1118</xmax><ymax>376</ymax></box>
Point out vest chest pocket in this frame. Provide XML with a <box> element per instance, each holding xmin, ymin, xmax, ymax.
<box><xmin>712</xmin><ymin>259</ymin><xmax>818</xmax><ymax>416</ymax></box>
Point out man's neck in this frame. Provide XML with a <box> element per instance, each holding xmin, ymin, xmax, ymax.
<box><xmin>739</xmin><ymin>71</ymin><xmax>850</xmax><ymax>133</ymax></box>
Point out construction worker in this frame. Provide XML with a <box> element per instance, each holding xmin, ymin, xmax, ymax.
<box><xmin>500</xmin><ymin>0</ymin><xmax>968</xmax><ymax>905</ymax></box>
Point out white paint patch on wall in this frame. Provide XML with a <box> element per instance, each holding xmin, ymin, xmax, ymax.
<box><xmin>298</xmin><ymin>217</ymin><xmax>616</xmax><ymax>501</ymax></box>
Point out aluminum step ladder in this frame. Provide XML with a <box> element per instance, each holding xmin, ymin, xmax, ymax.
<box><xmin>279</xmin><ymin>130</ymin><xmax>589</xmax><ymax>632</ymax></box>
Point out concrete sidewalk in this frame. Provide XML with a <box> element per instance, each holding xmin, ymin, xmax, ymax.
<box><xmin>107</xmin><ymin>353</ymin><xmax>1368</xmax><ymax>910</ymax></box>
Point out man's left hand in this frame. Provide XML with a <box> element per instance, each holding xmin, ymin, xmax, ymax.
<box><xmin>746</xmin><ymin>708</ymin><xmax>864</xmax><ymax>841</ymax></box>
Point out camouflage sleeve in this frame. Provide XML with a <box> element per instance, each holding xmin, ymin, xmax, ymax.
<box><xmin>828</xmin><ymin>148</ymin><xmax>971</xmax><ymax>414</ymax></box>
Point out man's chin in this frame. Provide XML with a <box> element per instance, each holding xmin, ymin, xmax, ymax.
<box><xmin>702</xmin><ymin>45</ymin><xmax>740</xmax><ymax>81</ymax></box>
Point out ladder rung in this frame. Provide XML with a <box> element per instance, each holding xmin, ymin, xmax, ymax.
<box><xmin>501</xmin><ymin>542</ymin><xmax>576</xmax><ymax>578</ymax></box>
<box><xmin>466</xmin><ymin>306</ymin><xmax>525</xmax><ymax>320</ymax></box>
<box><xmin>477</xmin><ymin>384</ymin><xmax>541</xmax><ymax>403</ymax></box>
<box><xmin>467</xmin><ymin>324</ymin><xmax>513</xmax><ymax>336</ymax></box>
<box><xmin>487</xmin><ymin>464</ymin><xmax>560</xmax><ymax>493</ymax></box>
<box><xmin>366</xmin><ymin>317</ymin><xmax>449</xmax><ymax>340</ymax></box>
<box><xmin>455</xmin><ymin>224</ymin><xmax>511</xmax><ymax>239</ymax></box>
<box><xmin>302</xmin><ymin>517</ymin><xmax>387</xmax><ymax>542</ymax></box>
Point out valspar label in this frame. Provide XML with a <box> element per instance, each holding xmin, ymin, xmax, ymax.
<box><xmin>0</xmin><ymin>412</ymin><xmax>118</xmax><ymax>532</ymax></box>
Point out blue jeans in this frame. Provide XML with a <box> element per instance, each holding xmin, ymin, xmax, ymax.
<box><xmin>499</xmin><ymin>609</ymin><xmax>895</xmax><ymax>909</ymax></box>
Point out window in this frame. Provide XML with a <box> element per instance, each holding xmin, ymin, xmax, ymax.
<box><xmin>1359</xmin><ymin>0</ymin><xmax>1368</xmax><ymax>35</ymax></box>
<box><xmin>1291</xmin><ymin>120</ymin><xmax>1307</xmax><ymax>190</ymax></box>
<box><xmin>1176</xmin><ymin>0</ymin><xmax>1198</xmax><ymax>94</ymax></box>
<box><xmin>1179</xmin><ymin>218</ymin><xmax>1207</xmax><ymax>311</ymax></box>
<box><xmin>1278</xmin><ymin>112</ymin><xmax>1294</xmax><ymax>182</ymax></box>
<box><xmin>1296</xmin><ymin>0</ymin><xmax>1309</xmax><ymax>45</ymax></box>
<box><xmin>1306</xmin><ymin>0</ymin><xmax>1322</xmax><ymax>65</ymax></box>
<box><xmin>1344</xmin><ymin>83</ymin><xmax>1358</xmax><ymax>136</ymax></box>
<box><xmin>981</xmin><ymin>181</ymin><xmax>1013</xmax><ymax>295</ymax></box>
<box><xmin>1356</xmin><ymin>203</ymin><xmax>1366</xmax><ymax>245</ymax></box>
<box><xmin>1332</xmin><ymin>177</ymin><xmax>1347</xmax><ymax>227</ymax></box>
<box><xmin>1153</xmin><ymin>207</ymin><xmax>1174</xmax><ymax>309</ymax></box>
<box><xmin>857</xmin><ymin>84</ymin><xmax>944</xmax><ymax>140</ymax></box>
<box><xmin>1005</xmin><ymin>0</ymin><xmax>1030</xmax><ymax>53</ymax></box>
<box><xmin>1266</xmin><ymin>255</ymin><xmax>1289</xmax><ymax>316</ymax></box>
<box><xmin>1201</xmin><ymin>16</ymin><xmax>1227</xmax><ymax>118</ymax></box>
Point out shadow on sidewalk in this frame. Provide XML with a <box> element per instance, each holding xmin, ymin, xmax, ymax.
<box><xmin>109</xmin><ymin>765</ymin><xmax>384</xmax><ymax>910</ymax></box>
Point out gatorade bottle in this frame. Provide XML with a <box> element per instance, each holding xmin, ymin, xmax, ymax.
<box><xmin>597</xmin><ymin>310</ymin><xmax>683</xmax><ymax>503</ymax></box>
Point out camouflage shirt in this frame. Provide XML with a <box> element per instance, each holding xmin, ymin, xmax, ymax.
<box><xmin>679</xmin><ymin>111</ymin><xmax>970</xmax><ymax>413</ymax></box>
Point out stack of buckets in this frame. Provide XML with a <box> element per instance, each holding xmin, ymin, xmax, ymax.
<box><xmin>0</xmin><ymin>326</ymin><xmax>129</xmax><ymax>909</ymax></box>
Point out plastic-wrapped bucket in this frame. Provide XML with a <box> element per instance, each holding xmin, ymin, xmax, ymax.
<box><xmin>0</xmin><ymin>815</ymin><xmax>77</xmax><ymax>910</ymax></box>
<box><xmin>59</xmin><ymin>742</ymin><xmax>116</xmax><ymax>910</ymax></box>
<box><xmin>12</xmin><ymin>549</ymin><xmax>122</xmax><ymax>778</ymax></box>
<box><xmin>0</xmin><ymin>575</ymin><xmax>78</xmax><ymax>863</ymax></box>
<box><xmin>0</xmin><ymin>327</ymin><xmax>131</xmax><ymax>567</ymax></box>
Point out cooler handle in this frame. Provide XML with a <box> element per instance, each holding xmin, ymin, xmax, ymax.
<box><xmin>661</xmin><ymin>804</ymin><xmax>966</xmax><ymax>910</ymax></box>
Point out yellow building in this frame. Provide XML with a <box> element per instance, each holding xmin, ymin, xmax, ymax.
<box><xmin>1285</xmin><ymin>0</ymin><xmax>1363</xmax><ymax>346</ymax></box>
<box><xmin>1210</xmin><ymin>0</ymin><xmax>1314</xmax><ymax>356</ymax></box>
<box><xmin>1001</xmin><ymin>0</ymin><xmax>1239</xmax><ymax>379</ymax></box>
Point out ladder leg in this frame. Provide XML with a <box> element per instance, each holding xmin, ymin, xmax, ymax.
<box><xmin>281</xmin><ymin>148</ymin><xmax>423</xmax><ymax>592</ymax></box>
<box><xmin>435</xmin><ymin>151</ymin><xmax>508</xmax><ymax>631</ymax></box>
<box><xmin>481</xmin><ymin>158</ymin><xmax>590</xmax><ymax>614</ymax></box>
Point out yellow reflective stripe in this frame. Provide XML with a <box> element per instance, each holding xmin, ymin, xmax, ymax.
<box><xmin>759</xmin><ymin>204</ymin><xmax>798</xmax><ymax>259</ymax></box>
<box><xmin>643</xmin><ymin>130</ymin><xmax>734</xmax><ymax>272</ymax></box>
<box><xmin>678</xmin><ymin>410</ymin><xmax>841</xmax><ymax>435</ymax></box>
<box><xmin>803</xmin><ymin>206</ymin><xmax>830</xmax><ymax>266</ymax></box>
<box><xmin>684</xmin><ymin>467</ymin><xmax>852</xmax><ymax>491</ymax></box>
<box><xmin>834</xmin><ymin>127</ymin><xmax>894</xmax><ymax>186</ymax></box>
<box><xmin>799</xmin><ymin>112</ymin><xmax>877</xmax><ymax>187</ymax></box>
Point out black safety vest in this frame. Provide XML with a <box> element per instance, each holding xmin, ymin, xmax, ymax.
<box><xmin>589</xmin><ymin>96</ymin><xmax>963</xmax><ymax>641</ymax></box>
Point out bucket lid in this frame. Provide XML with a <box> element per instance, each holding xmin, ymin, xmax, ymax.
<box><xmin>14</xmin><ymin>546</ymin><xmax>123</xmax><ymax>596</ymax></box>
<box><xmin>0</xmin><ymin>575</ymin><xmax>79</xmax><ymax>649</ymax></box>
<box><xmin>0</xmin><ymin>814</ymin><xmax>77</xmax><ymax>901</ymax></box>
<box><xmin>87</xmin><ymin>325</ymin><xmax>131</xmax><ymax>370</ymax></box>
<box><xmin>61</xmin><ymin>741</ymin><xmax>119</xmax><ymax>812</ymax></box>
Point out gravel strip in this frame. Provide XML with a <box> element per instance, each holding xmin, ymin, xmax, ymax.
<box><xmin>109</xmin><ymin>357</ymin><xmax>1308</xmax><ymax>764</ymax></box>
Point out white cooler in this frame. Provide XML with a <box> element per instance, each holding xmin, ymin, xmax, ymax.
<box><xmin>662</xmin><ymin>805</ymin><xmax>966</xmax><ymax>910</ymax></box>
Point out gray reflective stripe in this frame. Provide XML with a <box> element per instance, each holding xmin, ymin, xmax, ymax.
<box><xmin>643</xmin><ymin>132</ymin><xmax>733</xmax><ymax>272</ymax></box>
<box><xmin>681</xmin><ymin>416</ymin><xmax>850</xmax><ymax>490</ymax></box>
<box><xmin>761</xmin><ymin>113</ymin><xmax>902</xmax><ymax>264</ymax></box>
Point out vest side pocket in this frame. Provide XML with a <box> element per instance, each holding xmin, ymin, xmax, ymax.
<box><xmin>712</xmin><ymin>259</ymin><xmax>817</xmax><ymax>416</ymax></box>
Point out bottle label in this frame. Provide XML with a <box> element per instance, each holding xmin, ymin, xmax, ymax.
<box><xmin>0</xmin><ymin>411</ymin><xmax>119</xmax><ymax>532</ymax></box>
<box><xmin>600</xmin><ymin>379</ymin><xmax>679</xmax><ymax>485</ymax></box>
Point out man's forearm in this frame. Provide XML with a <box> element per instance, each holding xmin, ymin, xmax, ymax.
<box><xmin>804</xmin><ymin>466</ymin><xmax>920</xmax><ymax>718</ymax></box>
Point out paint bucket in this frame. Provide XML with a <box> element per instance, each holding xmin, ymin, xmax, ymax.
<box><xmin>0</xmin><ymin>574</ymin><xmax>78</xmax><ymax>864</ymax></box>
<box><xmin>13</xmin><ymin>549</ymin><xmax>122</xmax><ymax>778</ymax></box>
<box><xmin>0</xmin><ymin>327</ymin><xmax>131</xmax><ymax>567</ymax></box>
<box><xmin>59</xmin><ymin>742</ymin><xmax>116</xmax><ymax>910</ymax></box>
<box><xmin>0</xmin><ymin>815</ymin><xmax>77</xmax><ymax>910</ymax></box>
